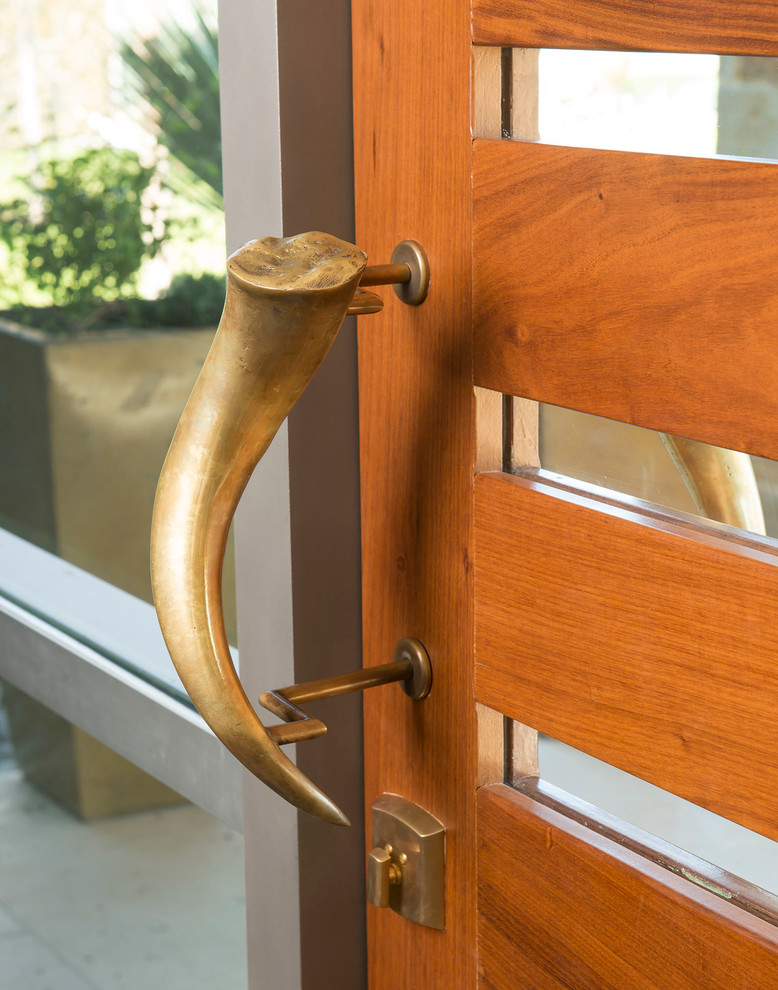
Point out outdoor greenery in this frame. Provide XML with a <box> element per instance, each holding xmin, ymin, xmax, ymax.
<box><xmin>146</xmin><ymin>270</ymin><xmax>225</xmax><ymax>325</ymax></box>
<box><xmin>0</xmin><ymin>146</ymin><xmax>225</xmax><ymax>333</ymax></box>
<box><xmin>0</xmin><ymin>147</ymin><xmax>165</xmax><ymax>311</ymax></box>
<box><xmin>1</xmin><ymin>272</ymin><xmax>225</xmax><ymax>334</ymax></box>
<box><xmin>121</xmin><ymin>11</ymin><xmax>222</xmax><ymax>208</ymax></box>
<box><xmin>0</xmin><ymin>8</ymin><xmax>224</xmax><ymax>333</ymax></box>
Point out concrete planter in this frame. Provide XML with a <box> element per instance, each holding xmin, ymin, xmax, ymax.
<box><xmin>0</xmin><ymin>316</ymin><xmax>236</xmax><ymax>818</ymax></box>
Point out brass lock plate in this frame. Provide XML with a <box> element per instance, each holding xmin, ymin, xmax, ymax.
<box><xmin>369</xmin><ymin>793</ymin><xmax>445</xmax><ymax>930</ymax></box>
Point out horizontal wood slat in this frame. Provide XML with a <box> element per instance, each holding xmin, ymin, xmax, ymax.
<box><xmin>478</xmin><ymin>784</ymin><xmax>778</xmax><ymax>990</ymax></box>
<box><xmin>474</xmin><ymin>471</ymin><xmax>778</xmax><ymax>840</ymax></box>
<box><xmin>472</xmin><ymin>0</ymin><xmax>778</xmax><ymax>55</ymax></box>
<box><xmin>473</xmin><ymin>140</ymin><xmax>778</xmax><ymax>460</ymax></box>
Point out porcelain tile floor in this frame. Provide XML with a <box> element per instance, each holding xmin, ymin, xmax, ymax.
<box><xmin>0</xmin><ymin>769</ymin><xmax>247</xmax><ymax>990</ymax></box>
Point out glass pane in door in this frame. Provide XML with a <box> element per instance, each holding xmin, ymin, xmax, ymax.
<box><xmin>534</xmin><ymin>48</ymin><xmax>778</xmax><ymax>160</ymax></box>
<box><xmin>0</xmin><ymin>0</ymin><xmax>237</xmax><ymax>672</ymax></box>
<box><xmin>539</xmin><ymin>405</ymin><xmax>778</xmax><ymax>540</ymax></box>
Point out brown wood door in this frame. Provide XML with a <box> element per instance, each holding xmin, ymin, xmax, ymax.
<box><xmin>353</xmin><ymin>1</ymin><xmax>778</xmax><ymax>987</ymax></box>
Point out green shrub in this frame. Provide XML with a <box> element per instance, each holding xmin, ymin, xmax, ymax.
<box><xmin>0</xmin><ymin>273</ymin><xmax>225</xmax><ymax>334</ymax></box>
<box><xmin>114</xmin><ymin>272</ymin><xmax>225</xmax><ymax>328</ymax></box>
<box><xmin>0</xmin><ymin>147</ymin><xmax>165</xmax><ymax>309</ymax></box>
<box><xmin>150</xmin><ymin>272</ymin><xmax>225</xmax><ymax>325</ymax></box>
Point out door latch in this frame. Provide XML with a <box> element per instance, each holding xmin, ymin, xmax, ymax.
<box><xmin>368</xmin><ymin>794</ymin><xmax>446</xmax><ymax>930</ymax></box>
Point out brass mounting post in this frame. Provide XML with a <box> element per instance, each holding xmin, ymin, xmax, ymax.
<box><xmin>260</xmin><ymin>638</ymin><xmax>432</xmax><ymax>747</ymax></box>
<box><xmin>348</xmin><ymin>239</ymin><xmax>430</xmax><ymax>315</ymax></box>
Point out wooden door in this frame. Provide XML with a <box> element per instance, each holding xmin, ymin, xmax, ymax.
<box><xmin>353</xmin><ymin>1</ymin><xmax>778</xmax><ymax>987</ymax></box>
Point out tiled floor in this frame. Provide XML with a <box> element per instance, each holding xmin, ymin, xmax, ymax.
<box><xmin>0</xmin><ymin>769</ymin><xmax>247</xmax><ymax>990</ymax></box>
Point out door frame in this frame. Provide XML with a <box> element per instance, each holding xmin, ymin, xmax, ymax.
<box><xmin>222</xmin><ymin>0</ymin><xmax>365</xmax><ymax>986</ymax></box>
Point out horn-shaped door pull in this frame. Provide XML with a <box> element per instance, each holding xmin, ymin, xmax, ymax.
<box><xmin>151</xmin><ymin>232</ymin><xmax>430</xmax><ymax>827</ymax></box>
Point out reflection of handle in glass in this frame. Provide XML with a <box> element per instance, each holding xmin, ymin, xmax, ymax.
<box><xmin>660</xmin><ymin>435</ymin><xmax>765</xmax><ymax>535</ymax></box>
<box><xmin>151</xmin><ymin>231</ymin><xmax>430</xmax><ymax>826</ymax></box>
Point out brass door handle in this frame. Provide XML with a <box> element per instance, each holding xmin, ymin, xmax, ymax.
<box><xmin>660</xmin><ymin>435</ymin><xmax>765</xmax><ymax>534</ymax></box>
<box><xmin>151</xmin><ymin>231</ymin><xmax>430</xmax><ymax>826</ymax></box>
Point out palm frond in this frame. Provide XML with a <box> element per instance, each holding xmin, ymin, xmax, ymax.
<box><xmin>121</xmin><ymin>11</ymin><xmax>222</xmax><ymax>202</ymax></box>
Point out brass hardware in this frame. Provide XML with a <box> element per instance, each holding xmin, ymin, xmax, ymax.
<box><xmin>151</xmin><ymin>231</ymin><xmax>432</xmax><ymax>827</ymax></box>
<box><xmin>367</xmin><ymin>845</ymin><xmax>403</xmax><ymax>908</ymax></box>
<box><xmin>348</xmin><ymin>288</ymin><xmax>384</xmax><ymax>316</ymax></box>
<box><xmin>369</xmin><ymin>794</ymin><xmax>446</xmax><ymax>930</ymax></box>
<box><xmin>151</xmin><ymin>232</ymin><xmax>364</xmax><ymax>828</ymax></box>
<box><xmin>347</xmin><ymin>240</ymin><xmax>430</xmax><ymax>313</ymax></box>
<box><xmin>659</xmin><ymin>435</ymin><xmax>765</xmax><ymax>534</ymax></box>
<box><xmin>389</xmin><ymin>239</ymin><xmax>430</xmax><ymax>305</ymax></box>
<box><xmin>259</xmin><ymin>638</ymin><xmax>432</xmax><ymax>746</ymax></box>
<box><xmin>359</xmin><ymin>263</ymin><xmax>411</xmax><ymax>287</ymax></box>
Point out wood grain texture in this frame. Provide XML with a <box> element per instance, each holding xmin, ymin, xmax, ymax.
<box><xmin>353</xmin><ymin>0</ymin><xmax>477</xmax><ymax>986</ymax></box>
<box><xmin>475</xmin><ymin>386</ymin><xmax>503</xmax><ymax>473</ymax></box>
<box><xmin>473</xmin><ymin>47</ymin><xmax>503</xmax><ymax>140</ymax></box>
<box><xmin>477</xmin><ymin>704</ymin><xmax>504</xmax><ymax>786</ymax></box>
<box><xmin>516</xmin><ymin>776</ymin><xmax>778</xmax><ymax>927</ymax></box>
<box><xmin>474</xmin><ymin>392</ymin><xmax>508</xmax><ymax>789</ymax></box>
<box><xmin>508</xmin><ymin>48</ymin><xmax>539</xmax><ymax>142</ymax></box>
<box><xmin>501</xmin><ymin>51</ymin><xmax>542</xmax><ymax>479</ymax></box>
<box><xmin>475</xmin><ymin>471</ymin><xmax>778</xmax><ymax>841</ymax></box>
<box><xmin>478</xmin><ymin>784</ymin><xmax>778</xmax><ymax>990</ymax></box>
<box><xmin>474</xmin><ymin>50</ymin><xmax>542</xmax><ymax>811</ymax></box>
<box><xmin>472</xmin><ymin>0</ymin><xmax>778</xmax><ymax>54</ymax></box>
<box><xmin>473</xmin><ymin>139</ymin><xmax>778</xmax><ymax>461</ymax></box>
<box><xmin>499</xmin><ymin>49</ymin><xmax>543</xmax><ymax>792</ymax></box>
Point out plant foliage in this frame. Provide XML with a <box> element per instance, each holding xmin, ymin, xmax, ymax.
<box><xmin>1</xmin><ymin>272</ymin><xmax>225</xmax><ymax>334</ymax></box>
<box><xmin>150</xmin><ymin>271</ymin><xmax>225</xmax><ymax>325</ymax></box>
<box><xmin>121</xmin><ymin>11</ymin><xmax>222</xmax><ymax>207</ymax></box>
<box><xmin>0</xmin><ymin>147</ymin><xmax>165</xmax><ymax>309</ymax></box>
